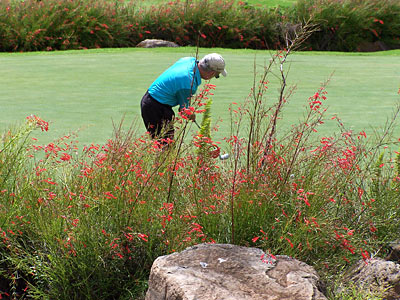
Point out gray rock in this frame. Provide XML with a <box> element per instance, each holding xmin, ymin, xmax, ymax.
<box><xmin>145</xmin><ymin>243</ymin><xmax>327</xmax><ymax>300</ymax></box>
<box><xmin>341</xmin><ymin>258</ymin><xmax>400</xmax><ymax>300</ymax></box>
<box><xmin>136</xmin><ymin>39</ymin><xmax>179</xmax><ymax>48</ymax></box>
<box><xmin>386</xmin><ymin>240</ymin><xmax>400</xmax><ymax>263</ymax></box>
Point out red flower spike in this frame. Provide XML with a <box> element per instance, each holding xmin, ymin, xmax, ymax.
<box><xmin>27</xmin><ymin>115</ymin><xmax>49</xmax><ymax>131</ymax></box>
<box><xmin>60</xmin><ymin>153</ymin><xmax>71</xmax><ymax>161</ymax></box>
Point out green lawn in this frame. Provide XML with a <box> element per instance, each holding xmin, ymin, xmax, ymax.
<box><xmin>1</xmin><ymin>47</ymin><xmax>399</xmax><ymax>146</ymax></box>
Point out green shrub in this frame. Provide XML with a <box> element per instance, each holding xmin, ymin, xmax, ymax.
<box><xmin>0</xmin><ymin>0</ymin><xmax>136</xmax><ymax>51</ymax></box>
<box><xmin>1</xmin><ymin>64</ymin><xmax>400</xmax><ymax>299</ymax></box>
<box><xmin>1</xmin><ymin>20</ymin><xmax>400</xmax><ymax>300</ymax></box>
<box><xmin>125</xmin><ymin>0</ymin><xmax>283</xmax><ymax>49</ymax></box>
<box><xmin>290</xmin><ymin>0</ymin><xmax>400</xmax><ymax>51</ymax></box>
<box><xmin>0</xmin><ymin>0</ymin><xmax>399</xmax><ymax>52</ymax></box>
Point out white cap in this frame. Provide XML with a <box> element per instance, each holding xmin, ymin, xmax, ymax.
<box><xmin>200</xmin><ymin>53</ymin><xmax>227</xmax><ymax>77</ymax></box>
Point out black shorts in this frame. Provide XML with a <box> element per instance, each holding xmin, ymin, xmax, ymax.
<box><xmin>140</xmin><ymin>91</ymin><xmax>175</xmax><ymax>139</ymax></box>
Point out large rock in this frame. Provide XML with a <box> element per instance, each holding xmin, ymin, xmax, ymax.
<box><xmin>386</xmin><ymin>240</ymin><xmax>400</xmax><ymax>263</ymax></box>
<box><xmin>341</xmin><ymin>258</ymin><xmax>400</xmax><ymax>300</ymax></box>
<box><xmin>145</xmin><ymin>243</ymin><xmax>327</xmax><ymax>300</ymax></box>
<box><xmin>136</xmin><ymin>39</ymin><xmax>179</xmax><ymax>48</ymax></box>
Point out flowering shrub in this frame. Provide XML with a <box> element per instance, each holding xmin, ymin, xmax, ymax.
<box><xmin>0</xmin><ymin>0</ymin><xmax>399</xmax><ymax>52</ymax></box>
<box><xmin>290</xmin><ymin>0</ymin><xmax>400</xmax><ymax>51</ymax></box>
<box><xmin>1</xmin><ymin>36</ymin><xmax>400</xmax><ymax>300</ymax></box>
<box><xmin>0</xmin><ymin>0</ymin><xmax>136</xmax><ymax>51</ymax></box>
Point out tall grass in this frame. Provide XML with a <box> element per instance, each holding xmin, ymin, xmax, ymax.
<box><xmin>1</xmin><ymin>29</ymin><xmax>400</xmax><ymax>299</ymax></box>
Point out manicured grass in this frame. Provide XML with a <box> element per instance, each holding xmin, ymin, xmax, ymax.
<box><xmin>1</xmin><ymin>47</ymin><xmax>399</xmax><ymax>146</ymax></box>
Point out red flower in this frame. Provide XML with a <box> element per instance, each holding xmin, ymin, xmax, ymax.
<box><xmin>286</xmin><ymin>237</ymin><xmax>294</xmax><ymax>248</ymax></box>
<box><xmin>43</xmin><ymin>178</ymin><xmax>57</xmax><ymax>185</ymax></box>
<box><xmin>361</xmin><ymin>250</ymin><xmax>370</xmax><ymax>261</ymax></box>
<box><xmin>104</xmin><ymin>191</ymin><xmax>117</xmax><ymax>199</ymax></box>
<box><xmin>371</xmin><ymin>29</ymin><xmax>379</xmax><ymax>38</ymax></box>
<box><xmin>60</xmin><ymin>153</ymin><xmax>71</xmax><ymax>161</ymax></box>
<box><xmin>209</xmin><ymin>147</ymin><xmax>220</xmax><ymax>158</ymax></box>
<box><xmin>26</xmin><ymin>115</ymin><xmax>49</xmax><ymax>131</ymax></box>
<box><xmin>138</xmin><ymin>233</ymin><xmax>148</xmax><ymax>242</ymax></box>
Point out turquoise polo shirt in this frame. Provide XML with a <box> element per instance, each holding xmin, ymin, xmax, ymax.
<box><xmin>148</xmin><ymin>57</ymin><xmax>201</xmax><ymax>109</ymax></box>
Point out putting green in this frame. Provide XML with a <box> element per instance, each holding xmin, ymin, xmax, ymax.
<box><xmin>1</xmin><ymin>48</ymin><xmax>399</xmax><ymax>146</ymax></box>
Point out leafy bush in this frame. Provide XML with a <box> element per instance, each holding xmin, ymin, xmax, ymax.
<box><xmin>290</xmin><ymin>0</ymin><xmax>400</xmax><ymax>51</ymax></box>
<box><xmin>1</xmin><ymin>0</ymin><xmax>399</xmax><ymax>52</ymax></box>
<box><xmin>0</xmin><ymin>0</ymin><xmax>136</xmax><ymax>51</ymax></box>
<box><xmin>1</xmin><ymin>28</ymin><xmax>400</xmax><ymax>299</ymax></box>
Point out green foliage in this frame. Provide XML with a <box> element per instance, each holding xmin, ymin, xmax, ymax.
<box><xmin>395</xmin><ymin>147</ymin><xmax>400</xmax><ymax>176</ymax></box>
<box><xmin>196</xmin><ymin>98</ymin><xmax>214</xmax><ymax>159</ymax></box>
<box><xmin>370</xmin><ymin>152</ymin><xmax>384</xmax><ymax>197</ymax></box>
<box><xmin>327</xmin><ymin>277</ymin><xmax>387</xmax><ymax>300</ymax></box>
<box><xmin>243</xmin><ymin>0</ymin><xmax>297</xmax><ymax>8</ymax></box>
<box><xmin>199</xmin><ymin>99</ymin><xmax>212</xmax><ymax>138</ymax></box>
<box><xmin>290</xmin><ymin>0</ymin><xmax>400</xmax><ymax>51</ymax></box>
<box><xmin>1</xmin><ymin>0</ymin><xmax>399</xmax><ymax>52</ymax></box>
<box><xmin>1</xmin><ymin>33</ymin><xmax>400</xmax><ymax>299</ymax></box>
<box><xmin>0</xmin><ymin>120</ymin><xmax>33</xmax><ymax>191</ymax></box>
<box><xmin>1</xmin><ymin>82</ymin><xmax>400</xmax><ymax>298</ymax></box>
<box><xmin>0</xmin><ymin>0</ymin><xmax>136</xmax><ymax>51</ymax></box>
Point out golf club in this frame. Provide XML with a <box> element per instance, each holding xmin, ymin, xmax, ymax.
<box><xmin>193</xmin><ymin>120</ymin><xmax>201</xmax><ymax>129</ymax></box>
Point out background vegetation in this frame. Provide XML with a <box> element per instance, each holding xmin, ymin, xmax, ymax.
<box><xmin>0</xmin><ymin>0</ymin><xmax>399</xmax><ymax>52</ymax></box>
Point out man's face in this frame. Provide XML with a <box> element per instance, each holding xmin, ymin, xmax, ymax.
<box><xmin>202</xmin><ymin>70</ymin><xmax>218</xmax><ymax>80</ymax></box>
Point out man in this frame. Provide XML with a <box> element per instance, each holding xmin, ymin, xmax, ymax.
<box><xmin>140</xmin><ymin>53</ymin><xmax>227</xmax><ymax>141</ymax></box>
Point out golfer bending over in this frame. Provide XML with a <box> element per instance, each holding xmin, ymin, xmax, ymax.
<box><xmin>141</xmin><ymin>53</ymin><xmax>227</xmax><ymax>141</ymax></box>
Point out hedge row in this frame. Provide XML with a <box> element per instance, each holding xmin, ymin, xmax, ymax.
<box><xmin>0</xmin><ymin>0</ymin><xmax>399</xmax><ymax>52</ymax></box>
<box><xmin>291</xmin><ymin>0</ymin><xmax>400</xmax><ymax>51</ymax></box>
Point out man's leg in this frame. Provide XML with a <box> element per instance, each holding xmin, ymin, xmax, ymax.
<box><xmin>141</xmin><ymin>91</ymin><xmax>175</xmax><ymax>140</ymax></box>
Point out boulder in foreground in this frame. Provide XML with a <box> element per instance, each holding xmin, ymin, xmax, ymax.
<box><xmin>145</xmin><ymin>243</ymin><xmax>327</xmax><ymax>300</ymax></box>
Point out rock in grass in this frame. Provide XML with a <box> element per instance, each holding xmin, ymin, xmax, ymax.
<box><xmin>339</xmin><ymin>258</ymin><xmax>400</xmax><ymax>300</ymax></box>
<box><xmin>386</xmin><ymin>240</ymin><xmax>400</xmax><ymax>263</ymax></box>
<box><xmin>136</xmin><ymin>39</ymin><xmax>179</xmax><ymax>48</ymax></box>
<box><xmin>145</xmin><ymin>243</ymin><xmax>327</xmax><ymax>300</ymax></box>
